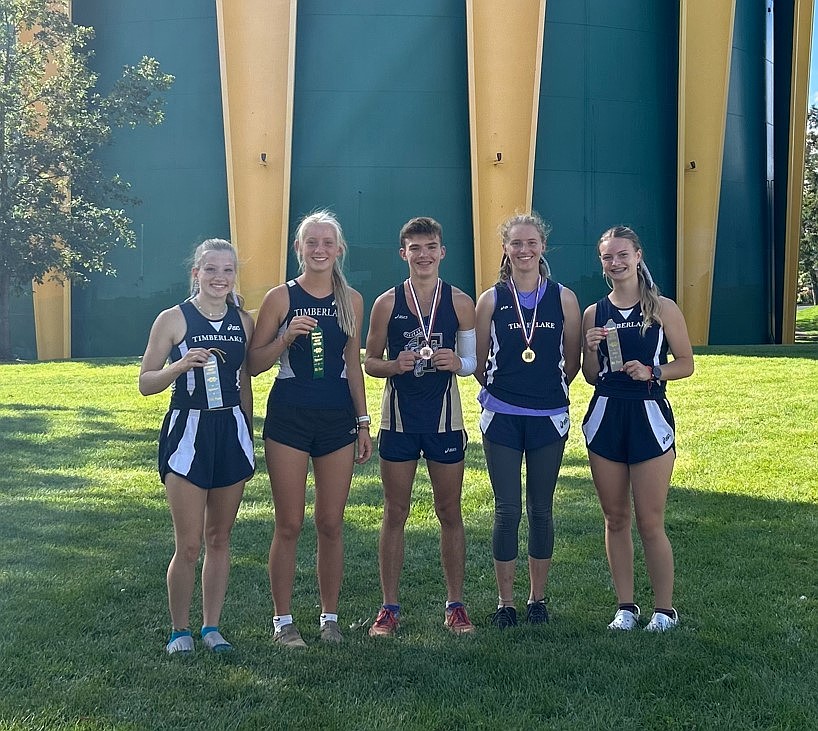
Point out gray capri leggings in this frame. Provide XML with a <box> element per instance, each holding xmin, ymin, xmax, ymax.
<box><xmin>482</xmin><ymin>436</ymin><xmax>566</xmax><ymax>561</ymax></box>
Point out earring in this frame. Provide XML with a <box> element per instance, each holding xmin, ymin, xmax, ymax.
<box><xmin>603</xmin><ymin>273</ymin><xmax>613</xmax><ymax>291</ymax></box>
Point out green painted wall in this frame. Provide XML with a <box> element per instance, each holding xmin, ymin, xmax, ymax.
<box><xmin>711</xmin><ymin>0</ymin><xmax>771</xmax><ymax>344</ymax></box>
<box><xmin>11</xmin><ymin>1</ymin><xmax>794</xmax><ymax>357</ymax></box>
<box><xmin>287</xmin><ymin>0</ymin><xmax>474</xmax><ymax>337</ymax></box>
<box><xmin>70</xmin><ymin>1</ymin><xmax>229</xmax><ymax>357</ymax></box>
<box><xmin>8</xmin><ymin>291</ymin><xmax>36</xmax><ymax>360</ymax></box>
<box><xmin>534</xmin><ymin>1</ymin><xmax>679</xmax><ymax>311</ymax></box>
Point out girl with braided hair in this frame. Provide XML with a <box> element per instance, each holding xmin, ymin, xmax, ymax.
<box><xmin>581</xmin><ymin>226</ymin><xmax>694</xmax><ymax>632</ymax></box>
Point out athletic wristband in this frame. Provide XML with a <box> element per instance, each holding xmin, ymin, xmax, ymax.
<box><xmin>356</xmin><ymin>415</ymin><xmax>371</xmax><ymax>426</ymax></box>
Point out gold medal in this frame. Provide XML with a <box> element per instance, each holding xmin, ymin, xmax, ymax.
<box><xmin>509</xmin><ymin>275</ymin><xmax>543</xmax><ymax>364</ymax></box>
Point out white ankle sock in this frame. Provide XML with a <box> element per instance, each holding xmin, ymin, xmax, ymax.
<box><xmin>273</xmin><ymin>614</ymin><xmax>293</xmax><ymax>632</ymax></box>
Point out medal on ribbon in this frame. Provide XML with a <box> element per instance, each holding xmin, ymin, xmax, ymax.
<box><xmin>604</xmin><ymin>318</ymin><xmax>624</xmax><ymax>371</ymax></box>
<box><xmin>311</xmin><ymin>325</ymin><xmax>325</xmax><ymax>379</ymax></box>
<box><xmin>509</xmin><ymin>275</ymin><xmax>542</xmax><ymax>364</ymax></box>
<box><xmin>203</xmin><ymin>348</ymin><xmax>226</xmax><ymax>408</ymax></box>
<box><xmin>407</xmin><ymin>277</ymin><xmax>441</xmax><ymax>362</ymax></box>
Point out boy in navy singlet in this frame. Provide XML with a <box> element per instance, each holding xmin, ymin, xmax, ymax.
<box><xmin>364</xmin><ymin>217</ymin><xmax>478</xmax><ymax>636</ymax></box>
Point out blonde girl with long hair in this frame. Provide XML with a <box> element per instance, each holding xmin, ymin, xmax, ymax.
<box><xmin>140</xmin><ymin>238</ymin><xmax>255</xmax><ymax>655</ymax></box>
<box><xmin>248</xmin><ymin>210</ymin><xmax>372</xmax><ymax>648</ymax></box>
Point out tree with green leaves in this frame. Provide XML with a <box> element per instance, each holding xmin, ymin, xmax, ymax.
<box><xmin>800</xmin><ymin>106</ymin><xmax>818</xmax><ymax>306</ymax></box>
<box><xmin>0</xmin><ymin>0</ymin><xmax>173</xmax><ymax>360</ymax></box>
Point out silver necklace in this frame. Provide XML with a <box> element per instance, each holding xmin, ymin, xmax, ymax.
<box><xmin>192</xmin><ymin>296</ymin><xmax>227</xmax><ymax>319</ymax></box>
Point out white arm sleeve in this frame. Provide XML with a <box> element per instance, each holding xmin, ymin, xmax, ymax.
<box><xmin>455</xmin><ymin>328</ymin><xmax>477</xmax><ymax>376</ymax></box>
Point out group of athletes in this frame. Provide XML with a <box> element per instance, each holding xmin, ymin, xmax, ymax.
<box><xmin>138</xmin><ymin>210</ymin><xmax>694</xmax><ymax>655</ymax></box>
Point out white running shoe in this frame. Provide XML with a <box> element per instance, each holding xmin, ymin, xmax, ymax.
<box><xmin>607</xmin><ymin>605</ymin><xmax>640</xmax><ymax>630</ymax></box>
<box><xmin>166</xmin><ymin>635</ymin><xmax>194</xmax><ymax>654</ymax></box>
<box><xmin>644</xmin><ymin>608</ymin><xmax>679</xmax><ymax>632</ymax></box>
<box><xmin>202</xmin><ymin>630</ymin><xmax>233</xmax><ymax>653</ymax></box>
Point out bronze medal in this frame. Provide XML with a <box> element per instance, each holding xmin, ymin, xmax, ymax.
<box><xmin>407</xmin><ymin>277</ymin><xmax>441</xmax><ymax>363</ymax></box>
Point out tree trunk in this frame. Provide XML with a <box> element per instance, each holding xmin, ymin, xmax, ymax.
<box><xmin>0</xmin><ymin>270</ymin><xmax>10</xmax><ymax>361</ymax></box>
<box><xmin>810</xmin><ymin>269</ymin><xmax>818</xmax><ymax>306</ymax></box>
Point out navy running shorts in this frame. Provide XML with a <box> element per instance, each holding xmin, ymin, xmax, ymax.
<box><xmin>479</xmin><ymin>409</ymin><xmax>570</xmax><ymax>452</ymax></box>
<box><xmin>159</xmin><ymin>405</ymin><xmax>255</xmax><ymax>489</ymax></box>
<box><xmin>378</xmin><ymin>429</ymin><xmax>467</xmax><ymax>464</ymax></box>
<box><xmin>263</xmin><ymin>400</ymin><xmax>357</xmax><ymax>457</ymax></box>
<box><xmin>582</xmin><ymin>394</ymin><xmax>676</xmax><ymax>464</ymax></box>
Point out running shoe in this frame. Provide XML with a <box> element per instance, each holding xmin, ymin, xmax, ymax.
<box><xmin>320</xmin><ymin>620</ymin><xmax>343</xmax><ymax>644</ymax></box>
<box><xmin>489</xmin><ymin>606</ymin><xmax>518</xmax><ymax>629</ymax></box>
<box><xmin>165</xmin><ymin>635</ymin><xmax>194</xmax><ymax>655</ymax></box>
<box><xmin>644</xmin><ymin>608</ymin><xmax>679</xmax><ymax>632</ymax></box>
<box><xmin>201</xmin><ymin>630</ymin><xmax>232</xmax><ymax>653</ymax></box>
<box><xmin>273</xmin><ymin>623</ymin><xmax>308</xmax><ymax>649</ymax></box>
<box><xmin>444</xmin><ymin>604</ymin><xmax>476</xmax><ymax>635</ymax></box>
<box><xmin>526</xmin><ymin>599</ymin><xmax>549</xmax><ymax>624</ymax></box>
<box><xmin>369</xmin><ymin>606</ymin><xmax>400</xmax><ymax>637</ymax></box>
<box><xmin>608</xmin><ymin>605</ymin><xmax>641</xmax><ymax>630</ymax></box>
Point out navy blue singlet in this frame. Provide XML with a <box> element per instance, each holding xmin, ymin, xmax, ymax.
<box><xmin>380</xmin><ymin>281</ymin><xmax>463</xmax><ymax>433</ymax></box>
<box><xmin>270</xmin><ymin>280</ymin><xmax>353</xmax><ymax>410</ymax></box>
<box><xmin>484</xmin><ymin>280</ymin><xmax>569</xmax><ymax>411</ymax></box>
<box><xmin>593</xmin><ymin>296</ymin><xmax>669</xmax><ymax>400</ymax></box>
<box><xmin>169</xmin><ymin>301</ymin><xmax>247</xmax><ymax>410</ymax></box>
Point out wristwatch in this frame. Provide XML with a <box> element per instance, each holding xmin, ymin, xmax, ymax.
<box><xmin>651</xmin><ymin>365</ymin><xmax>663</xmax><ymax>382</ymax></box>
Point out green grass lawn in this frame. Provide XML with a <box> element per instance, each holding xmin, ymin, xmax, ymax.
<box><xmin>1</xmin><ymin>347</ymin><xmax>816</xmax><ymax>730</ymax></box>
<box><xmin>796</xmin><ymin>304</ymin><xmax>818</xmax><ymax>336</ymax></box>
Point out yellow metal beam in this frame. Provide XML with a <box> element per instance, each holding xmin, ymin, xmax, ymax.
<box><xmin>32</xmin><ymin>3</ymin><xmax>71</xmax><ymax>360</ymax></box>
<box><xmin>467</xmin><ymin>0</ymin><xmax>547</xmax><ymax>295</ymax></box>
<box><xmin>33</xmin><ymin>277</ymin><xmax>71</xmax><ymax>360</ymax></box>
<box><xmin>783</xmin><ymin>0</ymin><xmax>814</xmax><ymax>344</ymax></box>
<box><xmin>677</xmin><ymin>0</ymin><xmax>736</xmax><ymax>345</ymax></box>
<box><xmin>215</xmin><ymin>0</ymin><xmax>297</xmax><ymax>314</ymax></box>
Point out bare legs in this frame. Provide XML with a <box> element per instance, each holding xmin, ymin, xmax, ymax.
<box><xmin>265</xmin><ymin>439</ymin><xmax>355</xmax><ymax>617</ymax></box>
<box><xmin>589</xmin><ymin>449</ymin><xmax>675</xmax><ymax>609</ymax></box>
<box><xmin>164</xmin><ymin>475</ymin><xmax>245</xmax><ymax>629</ymax></box>
<box><xmin>376</xmin><ymin>458</ymin><xmax>467</xmax><ymax>605</ymax></box>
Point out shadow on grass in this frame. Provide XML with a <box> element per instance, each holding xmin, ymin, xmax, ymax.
<box><xmin>2</xmin><ymin>386</ymin><xmax>816</xmax><ymax>728</ymax></box>
<box><xmin>2</xmin><ymin>474</ymin><xmax>816</xmax><ymax>729</ymax></box>
<box><xmin>0</xmin><ymin>404</ymin><xmax>160</xmax><ymax>495</ymax></box>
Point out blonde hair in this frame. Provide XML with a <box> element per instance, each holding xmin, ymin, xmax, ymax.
<box><xmin>598</xmin><ymin>225</ymin><xmax>661</xmax><ymax>334</ymax></box>
<box><xmin>293</xmin><ymin>210</ymin><xmax>356</xmax><ymax>337</ymax></box>
<box><xmin>496</xmin><ymin>212</ymin><xmax>552</xmax><ymax>285</ymax></box>
<box><xmin>189</xmin><ymin>238</ymin><xmax>245</xmax><ymax>310</ymax></box>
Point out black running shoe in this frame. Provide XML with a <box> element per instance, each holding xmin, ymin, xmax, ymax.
<box><xmin>489</xmin><ymin>606</ymin><xmax>518</xmax><ymax>628</ymax></box>
<box><xmin>526</xmin><ymin>600</ymin><xmax>549</xmax><ymax>624</ymax></box>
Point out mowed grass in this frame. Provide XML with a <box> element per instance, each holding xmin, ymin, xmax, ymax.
<box><xmin>796</xmin><ymin>304</ymin><xmax>818</xmax><ymax>337</ymax></box>
<box><xmin>0</xmin><ymin>347</ymin><xmax>816</xmax><ymax>730</ymax></box>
